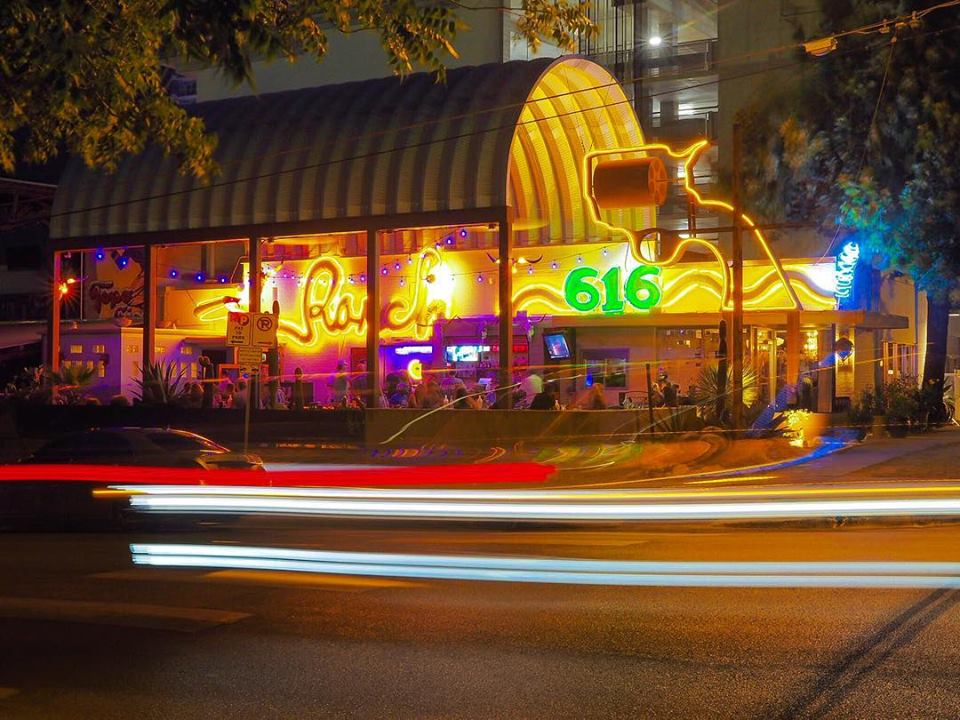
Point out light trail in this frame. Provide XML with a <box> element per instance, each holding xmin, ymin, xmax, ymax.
<box><xmin>0</xmin><ymin>462</ymin><xmax>553</xmax><ymax>487</ymax></box>
<box><xmin>115</xmin><ymin>484</ymin><xmax>960</xmax><ymax>521</ymax></box>
<box><xmin>130</xmin><ymin>544</ymin><xmax>960</xmax><ymax>588</ymax></box>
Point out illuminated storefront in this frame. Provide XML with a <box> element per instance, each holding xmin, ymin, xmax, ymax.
<box><xmin>44</xmin><ymin>56</ymin><xmax>922</xmax><ymax>408</ymax></box>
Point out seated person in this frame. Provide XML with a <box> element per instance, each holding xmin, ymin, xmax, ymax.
<box><xmin>529</xmin><ymin>385</ymin><xmax>559</xmax><ymax>410</ymax></box>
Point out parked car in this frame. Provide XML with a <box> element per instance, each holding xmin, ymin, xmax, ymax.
<box><xmin>19</xmin><ymin>427</ymin><xmax>264</xmax><ymax>470</ymax></box>
<box><xmin>3</xmin><ymin>428</ymin><xmax>262</xmax><ymax>528</ymax></box>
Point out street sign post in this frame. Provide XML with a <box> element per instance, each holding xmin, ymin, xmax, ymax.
<box><xmin>237</xmin><ymin>346</ymin><xmax>264</xmax><ymax>376</ymax></box>
<box><xmin>229</xmin><ymin>310</ymin><xmax>277</xmax><ymax>452</ymax></box>
<box><xmin>253</xmin><ymin>312</ymin><xmax>278</xmax><ymax>347</ymax></box>
<box><xmin>227</xmin><ymin>312</ymin><xmax>252</xmax><ymax>346</ymax></box>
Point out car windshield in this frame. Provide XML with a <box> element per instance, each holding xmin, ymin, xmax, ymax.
<box><xmin>145</xmin><ymin>432</ymin><xmax>227</xmax><ymax>453</ymax></box>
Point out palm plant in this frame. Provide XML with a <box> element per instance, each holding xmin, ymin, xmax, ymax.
<box><xmin>135</xmin><ymin>361</ymin><xmax>186</xmax><ymax>405</ymax></box>
<box><xmin>690</xmin><ymin>363</ymin><xmax>759</xmax><ymax>426</ymax></box>
<box><xmin>49</xmin><ymin>364</ymin><xmax>97</xmax><ymax>404</ymax></box>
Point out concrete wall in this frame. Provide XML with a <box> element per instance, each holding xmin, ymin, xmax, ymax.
<box><xmin>716</xmin><ymin>1</ymin><xmax>821</xmax><ymax>172</ymax></box>
<box><xmin>365</xmin><ymin>407</ymin><xmax>698</xmax><ymax>445</ymax></box>
<box><xmin>188</xmin><ymin>11</ymin><xmax>509</xmax><ymax>103</ymax></box>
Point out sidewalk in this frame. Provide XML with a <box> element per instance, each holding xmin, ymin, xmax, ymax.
<box><xmin>772</xmin><ymin>425</ymin><xmax>960</xmax><ymax>482</ymax></box>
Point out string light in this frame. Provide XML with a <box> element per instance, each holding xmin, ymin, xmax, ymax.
<box><xmin>576</xmin><ymin>256</ymin><xmax>583</xmax><ymax>264</ymax></box>
<box><xmin>381</xmin><ymin>266</ymin><xmax>389</xmax><ymax>276</ymax></box>
<box><xmin>394</xmin><ymin>261</ymin><xmax>402</xmax><ymax>271</ymax></box>
<box><xmin>169</xmin><ymin>269</ymin><xmax>179</xmax><ymax>279</ymax></box>
<box><xmin>218</xmin><ymin>275</ymin><xmax>228</xmax><ymax>284</ymax></box>
<box><xmin>477</xmin><ymin>273</ymin><xmax>484</xmax><ymax>283</ymax></box>
<box><xmin>94</xmin><ymin>249</ymin><xmax>105</xmax><ymax>262</ymax></box>
<box><xmin>550</xmin><ymin>261</ymin><xmax>559</xmax><ymax>270</ymax></box>
<box><xmin>602</xmin><ymin>247</ymin><xmax>609</xmax><ymax>257</ymax></box>
<box><xmin>348</xmin><ymin>275</ymin><xmax>355</xmax><ymax>284</ymax></box>
<box><xmin>359</xmin><ymin>273</ymin><xmax>366</xmax><ymax>283</ymax></box>
<box><xmin>194</xmin><ymin>272</ymin><xmax>205</xmax><ymax>282</ymax></box>
<box><xmin>527</xmin><ymin>266</ymin><xmax>534</xmax><ymax>275</ymax></box>
<box><xmin>459</xmin><ymin>228</ymin><xmax>468</xmax><ymax>238</ymax></box>
<box><xmin>399</xmin><ymin>277</ymin><xmax>406</xmax><ymax>287</ymax></box>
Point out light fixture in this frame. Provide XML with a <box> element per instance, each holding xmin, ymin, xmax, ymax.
<box><xmin>803</xmin><ymin>36</ymin><xmax>838</xmax><ymax>57</ymax></box>
<box><xmin>648</xmin><ymin>35</ymin><xmax>663</xmax><ymax>47</ymax></box>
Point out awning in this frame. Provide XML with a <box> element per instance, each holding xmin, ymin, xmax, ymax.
<box><xmin>49</xmin><ymin>57</ymin><xmax>648</xmax><ymax>246</ymax></box>
<box><xmin>0</xmin><ymin>322</ymin><xmax>44</xmax><ymax>351</ymax></box>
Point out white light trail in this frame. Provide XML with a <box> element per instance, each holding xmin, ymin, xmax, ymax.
<box><xmin>124</xmin><ymin>491</ymin><xmax>960</xmax><ymax>521</ymax></box>
<box><xmin>130</xmin><ymin>544</ymin><xmax>960</xmax><ymax>589</ymax></box>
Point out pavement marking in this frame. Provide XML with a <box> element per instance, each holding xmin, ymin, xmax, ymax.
<box><xmin>0</xmin><ymin>688</ymin><xmax>19</xmax><ymax>700</ymax></box>
<box><xmin>94</xmin><ymin>568</ymin><xmax>417</xmax><ymax>592</ymax></box>
<box><xmin>0</xmin><ymin>597</ymin><xmax>249</xmax><ymax>633</ymax></box>
<box><xmin>208</xmin><ymin>570</ymin><xmax>420</xmax><ymax>591</ymax></box>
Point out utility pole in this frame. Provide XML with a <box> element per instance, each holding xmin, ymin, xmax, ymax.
<box><xmin>731</xmin><ymin>121</ymin><xmax>744</xmax><ymax>430</ymax></box>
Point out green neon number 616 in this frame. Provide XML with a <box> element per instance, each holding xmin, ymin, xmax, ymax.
<box><xmin>563</xmin><ymin>265</ymin><xmax>661</xmax><ymax>314</ymax></box>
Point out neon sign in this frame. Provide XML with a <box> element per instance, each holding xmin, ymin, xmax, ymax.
<box><xmin>193</xmin><ymin>247</ymin><xmax>452</xmax><ymax>348</ymax></box>
<box><xmin>835</xmin><ymin>241</ymin><xmax>859</xmax><ymax>302</ymax></box>
<box><xmin>563</xmin><ymin>265</ymin><xmax>661</xmax><ymax>314</ymax></box>
<box><xmin>582</xmin><ymin>139</ymin><xmax>802</xmax><ymax>312</ymax></box>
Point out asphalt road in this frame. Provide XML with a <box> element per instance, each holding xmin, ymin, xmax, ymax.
<box><xmin>2</xmin><ymin>516</ymin><xmax>960</xmax><ymax>719</ymax></box>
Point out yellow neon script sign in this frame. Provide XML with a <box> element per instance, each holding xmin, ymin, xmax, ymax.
<box><xmin>193</xmin><ymin>248</ymin><xmax>452</xmax><ymax>347</ymax></box>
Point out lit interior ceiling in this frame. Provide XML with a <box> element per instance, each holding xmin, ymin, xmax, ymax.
<box><xmin>507</xmin><ymin>58</ymin><xmax>655</xmax><ymax>247</ymax></box>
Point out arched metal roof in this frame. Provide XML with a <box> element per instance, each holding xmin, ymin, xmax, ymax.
<box><xmin>49</xmin><ymin>57</ymin><xmax>649</xmax><ymax>243</ymax></box>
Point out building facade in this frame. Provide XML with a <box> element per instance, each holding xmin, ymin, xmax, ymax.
<box><xmin>42</xmin><ymin>57</ymin><xmax>921</xmax><ymax>411</ymax></box>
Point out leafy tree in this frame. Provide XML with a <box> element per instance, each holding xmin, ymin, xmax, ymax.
<box><xmin>738</xmin><ymin>0</ymin><xmax>960</xmax><ymax>408</ymax></box>
<box><xmin>0</xmin><ymin>0</ymin><xmax>595</xmax><ymax>180</ymax></box>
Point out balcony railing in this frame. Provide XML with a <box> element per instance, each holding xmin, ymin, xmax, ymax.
<box><xmin>584</xmin><ymin>38</ymin><xmax>717</xmax><ymax>80</ymax></box>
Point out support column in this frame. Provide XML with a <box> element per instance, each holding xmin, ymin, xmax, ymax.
<box><xmin>498</xmin><ymin>210</ymin><xmax>514</xmax><ymax>409</ymax></box>
<box><xmin>46</xmin><ymin>250</ymin><xmax>62</xmax><ymax>374</ymax></box>
<box><xmin>365</xmin><ymin>228</ymin><xmax>381</xmax><ymax>408</ymax></box>
<box><xmin>248</xmin><ymin>237</ymin><xmax>262</xmax><ymax>409</ymax></box>
<box><xmin>786</xmin><ymin>310</ymin><xmax>801</xmax><ymax>404</ymax></box>
<box><xmin>731</xmin><ymin>121</ymin><xmax>744</xmax><ymax>429</ymax></box>
<box><xmin>141</xmin><ymin>244</ymin><xmax>158</xmax><ymax>376</ymax></box>
<box><xmin>816</xmin><ymin>327</ymin><xmax>835</xmax><ymax>413</ymax></box>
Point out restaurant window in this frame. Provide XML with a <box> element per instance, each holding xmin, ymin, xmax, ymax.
<box><xmin>582</xmin><ymin>348</ymin><xmax>629</xmax><ymax>388</ymax></box>
<box><xmin>70</xmin><ymin>344</ymin><xmax>83</xmax><ymax>354</ymax></box>
<box><xmin>92</xmin><ymin>344</ymin><xmax>105</xmax><ymax>353</ymax></box>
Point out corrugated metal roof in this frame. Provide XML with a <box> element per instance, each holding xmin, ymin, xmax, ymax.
<box><xmin>50</xmin><ymin>59</ymin><xmax>563</xmax><ymax>241</ymax></box>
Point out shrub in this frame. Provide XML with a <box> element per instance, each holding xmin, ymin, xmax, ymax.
<box><xmin>135</xmin><ymin>361</ymin><xmax>186</xmax><ymax>405</ymax></box>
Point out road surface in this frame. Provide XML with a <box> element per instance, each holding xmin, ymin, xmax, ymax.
<box><xmin>1</xmin><ymin>516</ymin><xmax>960</xmax><ymax>719</ymax></box>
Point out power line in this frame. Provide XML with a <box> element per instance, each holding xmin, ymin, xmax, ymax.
<box><xmin>41</xmin><ymin>33</ymin><xmax>909</xmax><ymax>230</ymax></box>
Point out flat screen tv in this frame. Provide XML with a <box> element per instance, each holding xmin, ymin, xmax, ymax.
<box><xmin>544</xmin><ymin>331</ymin><xmax>572</xmax><ymax>360</ymax></box>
